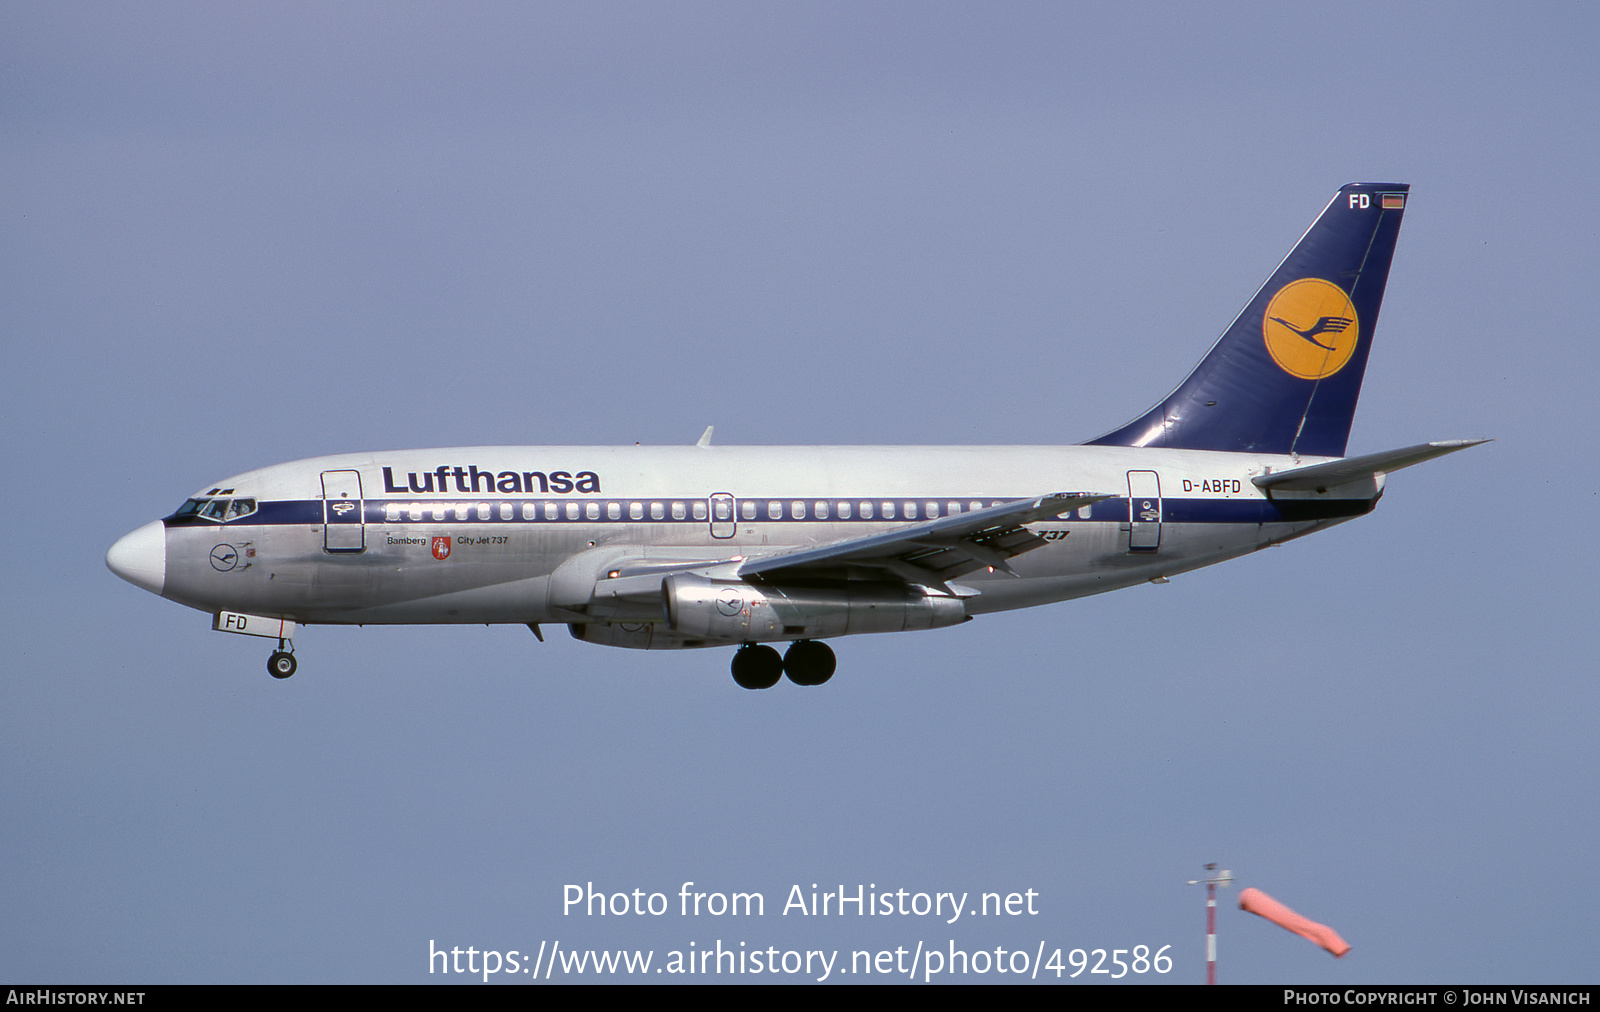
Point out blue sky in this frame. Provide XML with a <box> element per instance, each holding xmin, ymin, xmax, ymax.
<box><xmin>3</xmin><ymin>2</ymin><xmax>1596</xmax><ymax>984</ymax></box>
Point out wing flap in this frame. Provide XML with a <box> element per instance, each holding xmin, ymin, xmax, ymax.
<box><xmin>737</xmin><ymin>492</ymin><xmax>1110</xmax><ymax>589</ymax></box>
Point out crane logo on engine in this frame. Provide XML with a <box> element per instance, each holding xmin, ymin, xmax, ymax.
<box><xmin>715</xmin><ymin>588</ymin><xmax>744</xmax><ymax>616</ymax></box>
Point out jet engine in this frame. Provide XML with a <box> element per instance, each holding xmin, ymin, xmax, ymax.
<box><xmin>661</xmin><ymin>573</ymin><xmax>967</xmax><ymax>642</ymax></box>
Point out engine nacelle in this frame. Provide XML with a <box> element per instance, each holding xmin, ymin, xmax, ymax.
<box><xmin>567</xmin><ymin>622</ymin><xmax>713</xmax><ymax>650</ymax></box>
<box><xmin>663</xmin><ymin>574</ymin><xmax>967</xmax><ymax>642</ymax></box>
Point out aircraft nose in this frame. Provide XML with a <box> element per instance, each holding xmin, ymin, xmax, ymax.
<box><xmin>107</xmin><ymin>520</ymin><xmax>167</xmax><ymax>595</ymax></box>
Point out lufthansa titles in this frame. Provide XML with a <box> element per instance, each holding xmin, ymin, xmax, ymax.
<box><xmin>382</xmin><ymin>465</ymin><xmax>600</xmax><ymax>495</ymax></box>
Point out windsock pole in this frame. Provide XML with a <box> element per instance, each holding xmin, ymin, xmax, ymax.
<box><xmin>1207</xmin><ymin>876</ymin><xmax>1217</xmax><ymax>984</ymax></box>
<box><xmin>1187</xmin><ymin>864</ymin><xmax>1233</xmax><ymax>984</ymax></box>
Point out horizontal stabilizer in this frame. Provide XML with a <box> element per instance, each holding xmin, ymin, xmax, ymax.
<box><xmin>1253</xmin><ymin>439</ymin><xmax>1489</xmax><ymax>492</ymax></box>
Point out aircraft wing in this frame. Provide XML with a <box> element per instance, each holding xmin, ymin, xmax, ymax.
<box><xmin>735</xmin><ymin>492</ymin><xmax>1111</xmax><ymax>592</ymax></box>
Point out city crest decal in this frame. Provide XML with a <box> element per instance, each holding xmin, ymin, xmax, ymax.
<box><xmin>431</xmin><ymin>536</ymin><xmax>451</xmax><ymax>561</ymax></box>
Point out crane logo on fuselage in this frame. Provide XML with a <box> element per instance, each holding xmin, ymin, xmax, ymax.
<box><xmin>1262</xmin><ymin>278</ymin><xmax>1360</xmax><ymax>380</ymax></box>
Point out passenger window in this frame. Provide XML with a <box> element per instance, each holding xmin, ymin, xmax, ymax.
<box><xmin>767</xmin><ymin>501</ymin><xmax>782</xmax><ymax>520</ymax></box>
<box><xmin>970</xmin><ymin>501</ymin><xmax>983</xmax><ymax>512</ymax></box>
<box><xmin>522</xmin><ymin>502</ymin><xmax>535</xmax><ymax>520</ymax></box>
<box><xmin>606</xmin><ymin>502</ymin><xmax>621</xmax><ymax>520</ymax></box>
<box><xmin>814</xmin><ymin>501</ymin><xmax>829</xmax><ymax>519</ymax></box>
<box><xmin>585</xmin><ymin>502</ymin><xmax>600</xmax><ymax>520</ymax></box>
<box><xmin>904</xmin><ymin>502</ymin><xmax>918</xmax><ymax>519</ymax></box>
<box><xmin>430</xmin><ymin>506</ymin><xmax>447</xmax><ymax>522</ymax></box>
<box><xmin>791</xmin><ymin>500</ymin><xmax>805</xmax><ymax>519</ymax></box>
<box><xmin>386</xmin><ymin>504</ymin><xmax>402</xmax><ymax>522</ymax></box>
<box><xmin>925</xmin><ymin>501</ymin><xmax>939</xmax><ymax>517</ymax></box>
<box><xmin>837</xmin><ymin>501</ymin><xmax>852</xmax><ymax>519</ymax></box>
<box><xmin>545</xmin><ymin>502</ymin><xmax>559</xmax><ymax>520</ymax></box>
<box><xmin>713</xmin><ymin>499</ymin><xmax>732</xmax><ymax>521</ymax></box>
<box><xmin>629</xmin><ymin>502</ymin><xmax>643</xmax><ymax>520</ymax></box>
<box><xmin>881</xmin><ymin>501</ymin><xmax>895</xmax><ymax>519</ymax></box>
<box><xmin>671</xmin><ymin>501</ymin><xmax>686</xmax><ymax>520</ymax></box>
<box><xmin>650</xmin><ymin>502</ymin><xmax>665</xmax><ymax>520</ymax></box>
<box><xmin>567</xmin><ymin>502</ymin><xmax>580</xmax><ymax>520</ymax></box>
<box><xmin>860</xmin><ymin>501</ymin><xmax>874</xmax><ymax>519</ymax></box>
<box><xmin>692</xmin><ymin>501</ymin><xmax>707</xmax><ymax>521</ymax></box>
<box><xmin>948</xmin><ymin>501</ymin><xmax>961</xmax><ymax>514</ymax></box>
<box><xmin>477</xmin><ymin>502</ymin><xmax>491</xmax><ymax>520</ymax></box>
<box><xmin>740</xmin><ymin>500</ymin><xmax>756</xmax><ymax>520</ymax></box>
<box><xmin>408</xmin><ymin>503</ymin><xmax>424</xmax><ymax>521</ymax></box>
<box><xmin>499</xmin><ymin>503</ymin><xmax>512</xmax><ymax>520</ymax></box>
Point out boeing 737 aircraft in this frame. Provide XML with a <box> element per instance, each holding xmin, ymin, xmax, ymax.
<box><xmin>107</xmin><ymin>183</ymin><xmax>1483</xmax><ymax>687</ymax></box>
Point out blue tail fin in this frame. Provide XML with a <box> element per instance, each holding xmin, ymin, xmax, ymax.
<box><xmin>1087</xmin><ymin>183</ymin><xmax>1409</xmax><ymax>457</ymax></box>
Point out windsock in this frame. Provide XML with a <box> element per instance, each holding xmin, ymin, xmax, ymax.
<box><xmin>1238</xmin><ymin>887</ymin><xmax>1351</xmax><ymax>957</ymax></box>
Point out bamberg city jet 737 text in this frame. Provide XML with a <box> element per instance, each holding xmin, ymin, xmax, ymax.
<box><xmin>108</xmin><ymin>183</ymin><xmax>1484</xmax><ymax>688</ymax></box>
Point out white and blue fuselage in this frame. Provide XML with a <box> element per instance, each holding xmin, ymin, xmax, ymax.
<box><xmin>115</xmin><ymin>442</ymin><xmax>1371</xmax><ymax>628</ymax></box>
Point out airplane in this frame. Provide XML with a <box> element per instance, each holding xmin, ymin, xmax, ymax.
<box><xmin>106</xmin><ymin>182</ymin><xmax>1484</xmax><ymax>688</ymax></box>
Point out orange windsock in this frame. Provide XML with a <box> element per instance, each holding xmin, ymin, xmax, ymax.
<box><xmin>1238</xmin><ymin>887</ymin><xmax>1351</xmax><ymax>957</ymax></box>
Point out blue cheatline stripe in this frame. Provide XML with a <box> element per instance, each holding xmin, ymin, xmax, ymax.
<box><xmin>164</xmin><ymin>494</ymin><xmax>1372</xmax><ymax>530</ymax></box>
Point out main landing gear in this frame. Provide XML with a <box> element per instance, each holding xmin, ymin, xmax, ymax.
<box><xmin>267</xmin><ymin>639</ymin><xmax>296</xmax><ymax>679</ymax></box>
<box><xmin>731</xmin><ymin>640</ymin><xmax>836</xmax><ymax>689</ymax></box>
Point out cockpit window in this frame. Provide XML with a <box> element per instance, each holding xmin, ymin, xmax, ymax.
<box><xmin>175</xmin><ymin>497</ymin><xmax>258</xmax><ymax>522</ymax></box>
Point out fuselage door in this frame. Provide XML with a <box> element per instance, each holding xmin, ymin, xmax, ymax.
<box><xmin>321</xmin><ymin>469</ymin><xmax>365</xmax><ymax>553</ymax></box>
<box><xmin>709</xmin><ymin>493</ymin><xmax>736</xmax><ymax>539</ymax></box>
<box><xmin>1127</xmin><ymin>470</ymin><xmax>1161</xmax><ymax>552</ymax></box>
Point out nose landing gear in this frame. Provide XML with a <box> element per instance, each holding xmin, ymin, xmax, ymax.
<box><xmin>267</xmin><ymin>639</ymin><xmax>296</xmax><ymax>679</ymax></box>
